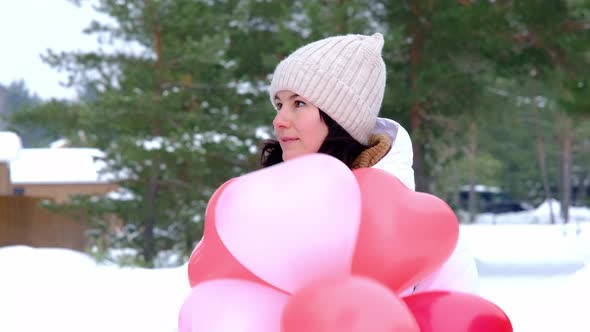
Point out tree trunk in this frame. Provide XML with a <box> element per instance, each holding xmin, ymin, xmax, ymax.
<box><xmin>579</xmin><ymin>173</ymin><xmax>589</xmax><ymax>207</ymax></box>
<box><xmin>560</xmin><ymin>115</ymin><xmax>572</xmax><ymax>224</ymax></box>
<box><xmin>143</xmin><ymin>169</ymin><xmax>158</xmax><ymax>266</ymax></box>
<box><xmin>535</xmin><ymin>126</ymin><xmax>556</xmax><ymax>224</ymax></box>
<box><xmin>143</xmin><ymin>0</ymin><xmax>163</xmax><ymax>266</ymax></box>
<box><xmin>467</xmin><ymin>121</ymin><xmax>478</xmax><ymax>223</ymax></box>
<box><xmin>410</xmin><ymin>4</ymin><xmax>426</xmax><ymax>192</ymax></box>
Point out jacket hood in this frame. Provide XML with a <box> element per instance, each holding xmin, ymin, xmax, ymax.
<box><xmin>371</xmin><ymin>117</ymin><xmax>415</xmax><ymax>191</ymax></box>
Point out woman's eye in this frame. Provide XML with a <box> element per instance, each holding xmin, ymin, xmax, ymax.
<box><xmin>275</xmin><ymin>103</ymin><xmax>282</xmax><ymax>110</ymax></box>
<box><xmin>295</xmin><ymin>101</ymin><xmax>306</xmax><ymax>107</ymax></box>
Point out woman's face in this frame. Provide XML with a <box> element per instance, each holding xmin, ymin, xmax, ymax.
<box><xmin>272</xmin><ymin>90</ymin><xmax>328</xmax><ymax>161</ymax></box>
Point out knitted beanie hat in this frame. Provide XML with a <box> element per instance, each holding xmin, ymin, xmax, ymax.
<box><xmin>269</xmin><ymin>33</ymin><xmax>386</xmax><ymax>145</ymax></box>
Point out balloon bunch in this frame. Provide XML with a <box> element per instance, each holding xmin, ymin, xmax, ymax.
<box><xmin>179</xmin><ymin>154</ymin><xmax>512</xmax><ymax>332</ymax></box>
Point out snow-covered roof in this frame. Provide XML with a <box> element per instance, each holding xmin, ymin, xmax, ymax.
<box><xmin>10</xmin><ymin>148</ymin><xmax>111</xmax><ymax>184</ymax></box>
<box><xmin>0</xmin><ymin>131</ymin><xmax>23</xmax><ymax>161</ymax></box>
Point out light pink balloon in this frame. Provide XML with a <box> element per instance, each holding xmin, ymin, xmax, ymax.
<box><xmin>178</xmin><ymin>279</ymin><xmax>289</xmax><ymax>332</ymax></box>
<box><xmin>216</xmin><ymin>153</ymin><xmax>362</xmax><ymax>294</ymax></box>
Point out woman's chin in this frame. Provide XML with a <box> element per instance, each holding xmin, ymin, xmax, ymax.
<box><xmin>282</xmin><ymin>152</ymin><xmax>295</xmax><ymax>161</ymax></box>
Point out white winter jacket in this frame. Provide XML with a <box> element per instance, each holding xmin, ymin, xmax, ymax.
<box><xmin>370</xmin><ymin>117</ymin><xmax>479</xmax><ymax>296</ymax></box>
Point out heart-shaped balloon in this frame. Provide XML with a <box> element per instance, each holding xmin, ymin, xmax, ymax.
<box><xmin>402</xmin><ymin>291</ymin><xmax>513</xmax><ymax>332</ymax></box>
<box><xmin>281</xmin><ymin>276</ymin><xmax>420</xmax><ymax>332</ymax></box>
<box><xmin>188</xmin><ymin>178</ymin><xmax>269</xmax><ymax>288</ymax></box>
<box><xmin>178</xmin><ymin>279</ymin><xmax>289</xmax><ymax>332</ymax></box>
<box><xmin>351</xmin><ymin>168</ymin><xmax>459</xmax><ymax>293</ymax></box>
<box><xmin>216</xmin><ymin>154</ymin><xmax>362</xmax><ymax>294</ymax></box>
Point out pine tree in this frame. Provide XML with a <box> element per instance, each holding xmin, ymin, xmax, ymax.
<box><xmin>12</xmin><ymin>0</ymin><xmax>288</xmax><ymax>266</ymax></box>
<box><xmin>497</xmin><ymin>0</ymin><xmax>590</xmax><ymax>222</ymax></box>
<box><xmin>373</xmin><ymin>0</ymin><xmax>511</xmax><ymax>191</ymax></box>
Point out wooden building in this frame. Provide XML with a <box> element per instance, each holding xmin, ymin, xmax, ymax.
<box><xmin>0</xmin><ymin>132</ymin><xmax>117</xmax><ymax>250</ymax></box>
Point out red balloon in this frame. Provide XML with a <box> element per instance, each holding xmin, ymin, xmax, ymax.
<box><xmin>187</xmin><ymin>178</ymin><xmax>269</xmax><ymax>288</ymax></box>
<box><xmin>351</xmin><ymin>168</ymin><xmax>459</xmax><ymax>293</ymax></box>
<box><xmin>403</xmin><ymin>291</ymin><xmax>513</xmax><ymax>332</ymax></box>
<box><xmin>281</xmin><ymin>276</ymin><xmax>419</xmax><ymax>332</ymax></box>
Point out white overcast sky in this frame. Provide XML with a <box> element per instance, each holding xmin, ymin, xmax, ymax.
<box><xmin>0</xmin><ymin>0</ymin><xmax>104</xmax><ymax>100</ymax></box>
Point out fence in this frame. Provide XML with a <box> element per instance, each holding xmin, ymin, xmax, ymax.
<box><xmin>0</xmin><ymin>196</ymin><xmax>87</xmax><ymax>251</ymax></box>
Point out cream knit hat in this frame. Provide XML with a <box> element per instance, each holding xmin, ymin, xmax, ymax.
<box><xmin>269</xmin><ymin>33</ymin><xmax>386</xmax><ymax>145</ymax></box>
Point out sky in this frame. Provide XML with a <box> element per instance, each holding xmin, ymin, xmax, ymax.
<box><xmin>0</xmin><ymin>212</ymin><xmax>589</xmax><ymax>331</ymax></box>
<box><xmin>0</xmin><ymin>0</ymin><xmax>103</xmax><ymax>100</ymax></box>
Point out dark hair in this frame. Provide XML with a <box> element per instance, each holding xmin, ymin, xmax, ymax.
<box><xmin>260</xmin><ymin>111</ymin><xmax>367</xmax><ymax>169</ymax></box>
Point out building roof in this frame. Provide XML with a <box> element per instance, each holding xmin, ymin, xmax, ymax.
<box><xmin>0</xmin><ymin>131</ymin><xmax>22</xmax><ymax>161</ymax></box>
<box><xmin>10</xmin><ymin>148</ymin><xmax>110</xmax><ymax>184</ymax></box>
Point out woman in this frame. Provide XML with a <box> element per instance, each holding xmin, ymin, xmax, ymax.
<box><xmin>260</xmin><ymin>32</ymin><xmax>478</xmax><ymax>296</ymax></box>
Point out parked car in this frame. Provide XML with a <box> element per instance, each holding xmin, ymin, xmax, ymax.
<box><xmin>458</xmin><ymin>185</ymin><xmax>533</xmax><ymax>214</ymax></box>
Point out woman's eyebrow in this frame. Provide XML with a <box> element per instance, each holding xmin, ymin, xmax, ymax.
<box><xmin>274</xmin><ymin>93</ymin><xmax>300</xmax><ymax>102</ymax></box>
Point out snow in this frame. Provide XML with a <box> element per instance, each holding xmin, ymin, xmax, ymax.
<box><xmin>141</xmin><ymin>137</ymin><xmax>166</xmax><ymax>151</ymax></box>
<box><xmin>0</xmin><ymin>131</ymin><xmax>22</xmax><ymax>161</ymax></box>
<box><xmin>459</xmin><ymin>184</ymin><xmax>501</xmax><ymax>193</ymax></box>
<box><xmin>463</xmin><ymin>219</ymin><xmax>590</xmax><ymax>332</ymax></box>
<box><xmin>9</xmin><ymin>148</ymin><xmax>110</xmax><ymax>184</ymax></box>
<box><xmin>105</xmin><ymin>187</ymin><xmax>136</xmax><ymax>201</ymax></box>
<box><xmin>1</xmin><ymin>132</ymin><xmax>114</xmax><ymax>184</ymax></box>
<box><xmin>1</xmin><ymin>210</ymin><xmax>589</xmax><ymax>331</ymax></box>
<box><xmin>49</xmin><ymin>138</ymin><xmax>71</xmax><ymax>148</ymax></box>
<box><xmin>0</xmin><ymin>246</ymin><xmax>189</xmax><ymax>332</ymax></box>
<box><xmin>531</xmin><ymin>199</ymin><xmax>590</xmax><ymax>224</ymax></box>
<box><xmin>470</xmin><ymin>200</ymin><xmax>590</xmax><ymax>225</ymax></box>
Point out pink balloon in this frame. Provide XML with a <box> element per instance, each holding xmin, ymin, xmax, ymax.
<box><xmin>188</xmin><ymin>178</ymin><xmax>270</xmax><ymax>289</ymax></box>
<box><xmin>216</xmin><ymin>153</ymin><xmax>362</xmax><ymax>293</ymax></box>
<box><xmin>178</xmin><ymin>279</ymin><xmax>289</xmax><ymax>332</ymax></box>
<box><xmin>282</xmin><ymin>276</ymin><xmax>420</xmax><ymax>332</ymax></box>
<box><xmin>403</xmin><ymin>291</ymin><xmax>513</xmax><ymax>332</ymax></box>
<box><xmin>351</xmin><ymin>168</ymin><xmax>459</xmax><ymax>293</ymax></box>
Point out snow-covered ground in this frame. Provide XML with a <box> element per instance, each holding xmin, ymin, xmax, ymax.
<box><xmin>1</xmin><ymin>209</ymin><xmax>589</xmax><ymax>331</ymax></box>
<box><xmin>0</xmin><ymin>246</ymin><xmax>189</xmax><ymax>332</ymax></box>
<box><xmin>463</xmin><ymin>222</ymin><xmax>590</xmax><ymax>332</ymax></box>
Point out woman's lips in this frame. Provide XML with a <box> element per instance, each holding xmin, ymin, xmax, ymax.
<box><xmin>280</xmin><ymin>137</ymin><xmax>299</xmax><ymax>143</ymax></box>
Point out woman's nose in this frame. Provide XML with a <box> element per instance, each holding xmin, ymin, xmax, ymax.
<box><xmin>273</xmin><ymin>110</ymin><xmax>290</xmax><ymax>129</ymax></box>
